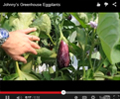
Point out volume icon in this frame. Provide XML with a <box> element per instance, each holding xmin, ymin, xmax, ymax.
<box><xmin>16</xmin><ymin>96</ymin><xmax>22</xmax><ymax>99</ymax></box>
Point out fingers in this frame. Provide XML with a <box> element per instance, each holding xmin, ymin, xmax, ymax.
<box><xmin>30</xmin><ymin>41</ymin><xmax>40</xmax><ymax>49</ymax></box>
<box><xmin>29</xmin><ymin>47</ymin><xmax>37</xmax><ymax>55</ymax></box>
<box><xmin>24</xmin><ymin>46</ymin><xmax>37</xmax><ymax>55</ymax></box>
<box><xmin>13</xmin><ymin>56</ymin><xmax>27</xmax><ymax>64</ymax></box>
<box><xmin>10</xmin><ymin>43</ymin><xmax>40</xmax><ymax>63</ymax></box>
<box><xmin>27</xmin><ymin>35</ymin><xmax>40</xmax><ymax>41</ymax></box>
<box><xmin>20</xmin><ymin>28</ymin><xmax>37</xmax><ymax>34</ymax></box>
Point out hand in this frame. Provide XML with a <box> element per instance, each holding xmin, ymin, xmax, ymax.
<box><xmin>1</xmin><ymin>28</ymin><xmax>40</xmax><ymax>64</ymax></box>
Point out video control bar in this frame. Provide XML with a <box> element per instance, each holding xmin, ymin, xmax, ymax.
<box><xmin>0</xmin><ymin>91</ymin><xmax>120</xmax><ymax>99</ymax></box>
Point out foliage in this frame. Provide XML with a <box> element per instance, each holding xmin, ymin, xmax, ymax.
<box><xmin>0</xmin><ymin>12</ymin><xmax>120</xmax><ymax>80</ymax></box>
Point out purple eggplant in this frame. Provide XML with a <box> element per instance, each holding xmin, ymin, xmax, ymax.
<box><xmin>57</xmin><ymin>40</ymin><xmax>70</xmax><ymax>69</ymax></box>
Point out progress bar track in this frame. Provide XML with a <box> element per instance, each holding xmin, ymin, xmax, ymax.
<box><xmin>61</xmin><ymin>90</ymin><xmax>120</xmax><ymax>95</ymax></box>
<box><xmin>66</xmin><ymin>91</ymin><xmax>120</xmax><ymax>94</ymax></box>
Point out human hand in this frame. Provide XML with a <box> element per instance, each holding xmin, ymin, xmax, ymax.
<box><xmin>1</xmin><ymin>28</ymin><xmax>40</xmax><ymax>64</ymax></box>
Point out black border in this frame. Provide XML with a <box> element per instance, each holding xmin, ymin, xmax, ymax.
<box><xmin>1</xmin><ymin>81</ymin><xmax>120</xmax><ymax>91</ymax></box>
<box><xmin>0</xmin><ymin>0</ymin><xmax>120</xmax><ymax>12</ymax></box>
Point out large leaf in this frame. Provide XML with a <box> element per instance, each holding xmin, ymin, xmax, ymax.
<box><xmin>9</xmin><ymin>13</ymin><xmax>35</xmax><ymax>31</ymax></box>
<box><xmin>15</xmin><ymin>71</ymin><xmax>39</xmax><ymax>80</ymax></box>
<box><xmin>32</xmin><ymin>14</ymin><xmax>51</xmax><ymax>38</ymax></box>
<box><xmin>21</xmin><ymin>55</ymin><xmax>34</xmax><ymax>72</ymax></box>
<box><xmin>1</xmin><ymin>20</ymin><xmax>12</xmax><ymax>31</ymax></box>
<box><xmin>3</xmin><ymin>73</ymin><xmax>18</xmax><ymax>80</ymax></box>
<box><xmin>97</xmin><ymin>13</ymin><xmax>120</xmax><ymax>64</ymax></box>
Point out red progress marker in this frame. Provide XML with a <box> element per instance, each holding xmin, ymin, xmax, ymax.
<box><xmin>0</xmin><ymin>91</ymin><xmax>61</xmax><ymax>94</ymax></box>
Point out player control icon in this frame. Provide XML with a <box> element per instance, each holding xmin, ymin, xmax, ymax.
<box><xmin>61</xmin><ymin>90</ymin><xmax>66</xmax><ymax>95</ymax></box>
<box><xmin>112</xmin><ymin>2</ymin><xmax>117</xmax><ymax>7</ymax></box>
<box><xmin>96</xmin><ymin>2</ymin><xmax>101</xmax><ymax>7</ymax></box>
<box><xmin>104</xmin><ymin>2</ymin><xmax>109</xmax><ymax>7</ymax></box>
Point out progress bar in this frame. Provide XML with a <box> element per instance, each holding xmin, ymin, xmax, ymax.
<box><xmin>0</xmin><ymin>91</ymin><xmax>61</xmax><ymax>94</ymax></box>
<box><xmin>0</xmin><ymin>91</ymin><xmax>120</xmax><ymax>95</ymax></box>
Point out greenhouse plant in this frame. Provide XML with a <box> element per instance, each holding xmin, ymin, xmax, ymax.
<box><xmin>0</xmin><ymin>12</ymin><xmax>120</xmax><ymax>80</ymax></box>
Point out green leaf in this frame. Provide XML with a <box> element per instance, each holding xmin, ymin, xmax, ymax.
<box><xmin>3</xmin><ymin>73</ymin><xmax>18</xmax><ymax>80</ymax></box>
<box><xmin>1</xmin><ymin>20</ymin><xmax>12</xmax><ymax>31</ymax></box>
<box><xmin>66</xmin><ymin>65</ymin><xmax>76</xmax><ymax>73</ymax></box>
<box><xmin>35</xmin><ymin>48</ymin><xmax>57</xmax><ymax>58</ymax></box>
<box><xmin>41</xmin><ymin>57</ymin><xmax>55</xmax><ymax>64</ymax></box>
<box><xmin>77</xmin><ymin>13</ymin><xmax>93</xmax><ymax>24</ymax></box>
<box><xmin>91</xmin><ymin>51</ymin><xmax>101</xmax><ymax>60</ymax></box>
<box><xmin>42</xmin><ymin>71</ymin><xmax>51</xmax><ymax>80</ymax></box>
<box><xmin>112</xmin><ymin>75</ymin><xmax>120</xmax><ymax>80</ymax></box>
<box><xmin>70</xmin><ymin>13</ymin><xmax>87</xmax><ymax>28</ymax></box>
<box><xmin>33</xmin><ymin>48</ymin><xmax>56</xmax><ymax>64</ymax></box>
<box><xmin>94</xmin><ymin>71</ymin><xmax>105</xmax><ymax>80</ymax></box>
<box><xmin>68</xmin><ymin>31</ymin><xmax>77</xmax><ymax>43</ymax></box>
<box><xmin>85</xmin><ymin>69</ymin><xmax>94</xmax><ymax>79</ymax></box>
<box><xmin>49</xmin><ymin>66</ymin><xmax>54</xmax><ymax>74</ymax></box>
<box><xmin>63</xmin><ymin>75</ymin><xmax>72</xmax><ymax>80</ymax></box>
<box><xmin>21</xmin><ymin>55</ymin><xmax>34</xmax><ymax>73</ymax></box>
<box><xmin>76</xmin><ymin>27</ymin><xmax>86</xmax><ymax>50</ymax></box>
<box><xmin>16</xmin><ymin>71</ymin><xmax>39</xmax><ymax>80</ymax></box>
<box><xmin>30</xmin><ymin>71</ymin><xmax>45</xmax><ymax>80</ymax></box>
<box><xmin>36</xmin><ymin>57</ymin><xmax>42</xmax><ymax>65</ymax></box>
<box><xmin>69</xmin><ymin>42</ymin><xmax>82</xmax><ymax>59</ymax></box>
<box><xmin>32</xmin><ymin>14</ymin><xmax>51</xmax><ymax>38</ymax></box>
<box><xmin>97</xmin><ymin>13</ymin><xmax>120</xmax><ymax>64</ymax></box>
<box><xmin>108</xmin><ymin>65</ymin><xmax>117</xmax><ymax>76</ymax></box>
<box><xmin>9</xmin><ymin>13</ymin><xmax>35</xmax><ymax>31</ymax></box>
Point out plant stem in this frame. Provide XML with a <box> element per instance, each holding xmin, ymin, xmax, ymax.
<box><xmin>93</xmin><ymin>45</ymin><xmax>99</xmax><ymax>67</ymax></box>
<box><xmin>47</xmin><ymin>34</ymin><xmax>56</xmax><ymax>46</ymax></box>
<box><xmin>95</xmin><ymin>57</ymin><xmax>107</xmax><ymax>72</ymax></box>
<box><xmin>89</xmin><ymin>43</ymin><xmax>94</xmax><ymax>70</ymax></box>
<box><xmin>89</xmin><ymin>29</ymin><xmax>96</xmax><ymax>70</ymax></box>
<box><xmin>60</xmin><ymin>27</ymin><xmax>64</xmax><ymax>38</ymax></box>
<box><xmin>82</xmin><ymin>30</ymin><xmax>88</xmax><ymax>78</ymax></box>
<box><xmin>59</xmin><ymin>25</ymin><xmax>68</xmax><ymax>44</ymax></box>
<box><xmin>15</xmin><ymin>61</ymin><xmax>22</xmax><ymax>80</ymax></box>
<box><xmin>77</xmin><ymin>42</ymin><xmax>86</xmax><ymax>78</ymax></box>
